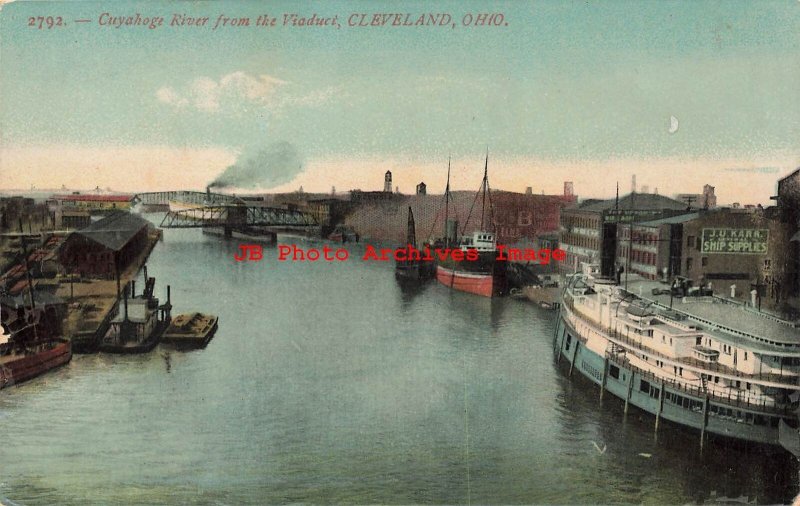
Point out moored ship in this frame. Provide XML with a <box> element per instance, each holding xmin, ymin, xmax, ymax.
<box><xmin>554</xmin><ymin>266</ymin><xmax>800</xmax><ymax>449</ymax></box>
<box><xmin>436</xmin><ymin>230</ymin><xmax>507</xmax><ymax>297</ymax></box>
<box><xmin>0</xmin><ymin>300</ymin><xmax>71</xmax><ymax>390</ymax></box>
<box><xmin>395</xmin><ymin>207</ymin><xmax>435</xmax><ymax>282</ymax></box>
<box><xmin>434</xmin><ymin>155</ymin><xmax>507</xmax><ymax>297</ymax></box>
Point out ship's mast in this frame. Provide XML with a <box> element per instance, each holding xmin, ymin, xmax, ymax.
<box><xmin>480</xmin><ymin>152</ymin><xmax>488</xmax><ymax>230</ymax></box>
<box><xmin>444</xmin><ymin>157</ymin><xmax>451</xmax><ymax>247</ymax></box>
<box><xmin>406</xmin><ymin>207</ymin><xmax>417</xmax><ymax>249</ymax></box>
<box><xmin>18</xmin><ymin>219</ymin><xmax>39</xmax><ymax>342</ymax></box>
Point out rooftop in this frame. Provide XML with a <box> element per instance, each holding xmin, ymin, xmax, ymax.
<box><xmin>636</xmin><ymin>212</ymin><xmax>702</xmax><ymax>227</ymax></box>
<box><xmin>625</xmin><ymin>278</ymin><xmax>800</xmax><ymax>353</ymax></box>
<box><xmin>53</xmin><ymin>194</ymin><xmax>132</xmax><ymax>202</ymax></box>
<box><xmin>576</xmin><ymin>192</ymin><xmax>688</xmax><ymax>213</ymax></box>
<box><xmin>72</xmin><ymin>211</ymin><xmax>150</xmax><ymax>251</ymax></box>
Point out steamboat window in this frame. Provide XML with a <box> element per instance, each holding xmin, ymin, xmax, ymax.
<box><xmin>609</xmin><ymin>365</ymin><xmax>620</xmax><ymax>380</ymax></box>
<box><xmin>640</xmin><ymin>380</ymin><xmax>651</xmax><ymax>393</ymax></box>
<box><xmin>650</xmin><ymin>387</ymin><xmax>660</xmax><ymax>399</ymax></box>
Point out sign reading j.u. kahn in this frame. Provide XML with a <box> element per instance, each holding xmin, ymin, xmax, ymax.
<box><xmin>701</xmin><ymin>228</ymin><xmax>769</xmax><ymax>254</ymax></box>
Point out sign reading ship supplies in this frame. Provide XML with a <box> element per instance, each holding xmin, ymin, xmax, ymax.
<box><xmin>701</xmin><ymin>228</ymin><xmax>769</xmax><ymax>254</ymax></box>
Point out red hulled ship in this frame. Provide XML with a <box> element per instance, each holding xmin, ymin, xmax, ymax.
<box><xmin>434</xmin><ymin>154</ymin><xmax>507</xmax><ymax>297</ymax></box>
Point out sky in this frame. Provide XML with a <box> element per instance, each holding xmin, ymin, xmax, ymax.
<box><xmin>1</xmin><ymin>0</ymin><xmax>799</xmax><ymax>204</ymax></box>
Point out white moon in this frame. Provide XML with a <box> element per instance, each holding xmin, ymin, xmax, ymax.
<box><xmin>668</xmin><ymin>116</ymin><xmax>679</xmax><ymax>134</ymax></box>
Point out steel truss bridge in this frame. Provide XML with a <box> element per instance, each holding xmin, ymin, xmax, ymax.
<box><xmin>133</xmin><ymin>190</ymin><xmax>244</xmax><ymax>207</ymax></box>
<box><xmin>132</xmin><ymin>191</ymin><xmax>318</xmax><ymax>229</ymax></box>
<box><xmin>159</xmin><ymin>205</ymin><xmax>318</xmax><ymax>228</ymax></box>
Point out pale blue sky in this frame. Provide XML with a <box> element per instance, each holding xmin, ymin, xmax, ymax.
<box><xmin>1</xmin><ymin>1</ymin><xmax>799</xmax><ymax>200</ymax></box>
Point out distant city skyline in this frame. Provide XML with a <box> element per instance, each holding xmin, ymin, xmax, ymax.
<box><xmin>2</xmin><ymin>1</ymin><xmax>798</xmax><ymax>204</ymax></box>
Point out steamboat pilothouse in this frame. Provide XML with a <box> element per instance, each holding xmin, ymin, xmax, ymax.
<box><xmin>554</xmin><ymin>264</ymin><xmax>800</xmax><ymax>451</ymax></box>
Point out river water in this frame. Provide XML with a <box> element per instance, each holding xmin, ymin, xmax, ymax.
<box><xmin>1</xmin><ymin>218</ymin><xmax>797</xmax><ymax>505</ymax></box>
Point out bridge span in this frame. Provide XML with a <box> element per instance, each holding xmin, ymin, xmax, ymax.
<box><xmin>133</xmin><ymin>190</ymin><xmax>243</xmax><ymax>206</ymax></box>
<box><xmin>133</xmin><ymin>190</ymin><xmax>319</xmax><ymax>232</ymax></box>
<box><xmin>159</xmin><ymin>205</ymin><xmax>318</xmax><ymax>229</ymax></box>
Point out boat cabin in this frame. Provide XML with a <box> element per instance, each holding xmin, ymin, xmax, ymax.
<box><xmin>460</xmin><ymin>231</ymin><xmax>496</xmax><ymax>252</ymax></box>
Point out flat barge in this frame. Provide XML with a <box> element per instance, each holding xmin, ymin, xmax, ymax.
<box><xmin>161</xmin><ymin>313</ymin><xmax>218</xmax><ymax>349</ymax></box>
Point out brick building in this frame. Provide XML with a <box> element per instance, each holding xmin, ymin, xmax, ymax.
<box><xmin>773</xmin><ymin>168</ymin><xmax>800</xmax><ymax>313</ymax></box>
<box><xmin>559</xmin><ymin>192</ymin><xmax>689</xmax><ymax>276</ymax></box>
<box><xmin>615</xmin><ymin>206</ymin><xmax>797</xmax><ymax>312</ymax></box>
<box><xmin>58</xmin><ymin>212</ymin><xmax>151</xmax><ymax>278</ymax></box>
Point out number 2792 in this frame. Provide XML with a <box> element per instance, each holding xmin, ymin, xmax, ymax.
<box><xmin>28</xmin><ymin>16</ymin><xmax>65</xmax><ymax>29</ymax></box>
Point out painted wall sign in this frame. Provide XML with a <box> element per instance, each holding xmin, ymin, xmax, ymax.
<box><xmin>701</xmin><ymin>228</ymin><xmax>769</xmax><ymax>254</ymax></box>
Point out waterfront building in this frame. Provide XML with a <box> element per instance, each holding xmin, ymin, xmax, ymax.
<box><xmin>60</xmin><ymin>210</ymin><xmax>91</xmax><ymax>229</ymax></box>
<box><xmin>559</xmin><ymin>192</ymin><xmax>689</xmax><ymax>277</ymax></box>
<box><xmin>58</xmin><ymin>212</ymin><xmax>151</xmax><ymax>279</ymax></box>
<box><xmin>617</xmin><ymin>207</ymin><xmax>793</xmax><ymax>300</ymax></box>
<box><xmin>49</xmin><ymin>193</ymin><xmax>132</xmax><ymax>212</ymax></box>
<box><xmin>304</xmin><ymin>198</ymin><xmax>354</xmax><ymax>236</ymax></box>
<box><xmin>774</xmin><ymin>168</ymin><xmax>800</xmax><ymax>312</ymax></box>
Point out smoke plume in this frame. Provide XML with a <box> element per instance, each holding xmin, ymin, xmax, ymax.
<box><xmin>209</xmin><ymin>142</ymin><xmax>303</xmax><ymax>190</ymax></box>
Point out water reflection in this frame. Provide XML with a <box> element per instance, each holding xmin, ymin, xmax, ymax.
<box><xmin>554</xmin><ymin>360</ymin><xmax>798</xmax><ymax>503</ymax></box>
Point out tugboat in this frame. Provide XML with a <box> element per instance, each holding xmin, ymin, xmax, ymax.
<box><xmin>435</xmin><ymin>154</ymin><xmax>508</xmax><ymax>297</ymax></box>
<box><xmin>395</xmin><ymin>207</ymin><xmax>435</xmax><ymax>282</ymax></box>
<box><xmin>99</xmin><ymin>277</ymin><xmax>169</xmax><ymax>354</ymax></box>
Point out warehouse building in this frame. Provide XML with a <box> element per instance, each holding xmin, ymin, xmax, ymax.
<box><xmin>559</xmin><ymin>192</ymin><xmax>689</xmax><ymax>277</ymax></box>
<box><xmin>58</xmin><ymin>212</ymin><xmax>151</xmax><ymax>278</ymax></box>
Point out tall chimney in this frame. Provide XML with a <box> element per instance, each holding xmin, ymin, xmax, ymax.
<box><xmin>631</xmin><ymin>174</ymin><xmax>637</xmax><ymax>193</ymax></box>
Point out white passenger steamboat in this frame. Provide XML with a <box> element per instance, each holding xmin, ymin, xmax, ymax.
<box><xmin>554</xmin><ymin>264</ymin><xmax>800</xmax><ymax>450</ymax></box>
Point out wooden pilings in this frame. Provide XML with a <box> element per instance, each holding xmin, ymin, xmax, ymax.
<box><xmin>568</xmin><ymin>341</ymin><xmax>580</xmax><ymax>378</ymax></box>
<box><xmin>600</xmin><ymin>357</ymin><xmax>609</xmax><ymax>402</ymax></box>
<box><xmin>700</xmin><ymin>396</ymin><xmax>710</xmax><ymax>452</ymax></box>
<box><xmin>624</xmin><ymin>372</ymin><xmax>634</xmax><ymax>415</ymax></box>
<box><xmin>655</xmin><ymin>380</ymin><xmax>665</xmax><ymax>433</ymax></box>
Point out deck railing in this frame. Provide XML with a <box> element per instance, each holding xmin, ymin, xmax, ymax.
<box><xmin>561</xmin><ymin>299</ymin><xmax>800</xmax><ymax>414</ymax></box>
